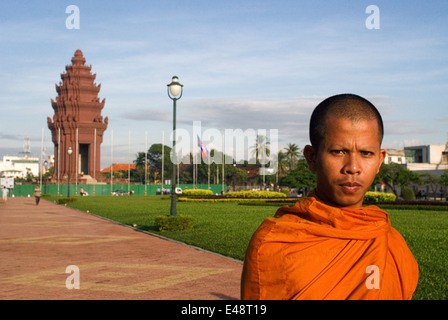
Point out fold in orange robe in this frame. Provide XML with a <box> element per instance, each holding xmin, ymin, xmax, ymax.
<box><xmin>241</xmin><ymin>195</ymin><xmax>419</xmax><ymax>300</ymax></box>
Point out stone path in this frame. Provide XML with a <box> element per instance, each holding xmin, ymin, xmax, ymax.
<box><xmin>0</xmin><ymin>197</ymin><xmax>243</xmax><ymax>300</ymax></box>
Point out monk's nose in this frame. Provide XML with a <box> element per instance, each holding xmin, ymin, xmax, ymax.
<box><xmin>342</xmin><ymin>154</ymin><xmax>361</xmax><ymax>175</ymax></box>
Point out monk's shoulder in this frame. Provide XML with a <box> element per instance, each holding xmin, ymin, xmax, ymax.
<box><xmin>249</xmin><ymin>214</ymin><xmax>305</xmax><ymax>250</ymax></box>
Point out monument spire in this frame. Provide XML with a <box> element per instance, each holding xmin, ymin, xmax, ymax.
<box><xmin>47</xmin><ymin>49</ymin><xmax>108</xmax><ymax>184</ymax></box>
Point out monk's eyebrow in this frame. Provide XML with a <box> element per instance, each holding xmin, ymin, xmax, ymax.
<box><xmin>327</xmin><ymin>145</ymin><xmax>347</xmax><ymax>150</ymax></box>
<box><xmin>327</xmin><ymin>145</ymin><xmax>378</xmax><ymax>151</ymax></box>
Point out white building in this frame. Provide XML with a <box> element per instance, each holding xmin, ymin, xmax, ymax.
<box><xmin>379</xmin><ymin>144</ymin><xmax>448</xmax><ymax>198</ymax></box>
<box><xmin>404</xmin><ymin>143</ymin><xmax>448</xmax><ymax>176</ymax></box>
<box><xmin>384</xmin><ymin>149</ymin><xmax>406</xmax><ymax>165</ymax></box>
<box><xmin>0</xmin><ymin>155</ymin><xmax>40</xmax><ymax>178</ymax></box>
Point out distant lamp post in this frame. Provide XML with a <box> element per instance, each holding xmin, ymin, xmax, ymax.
<box><xmin>167</xmin><ymin>76</ymin><xmax>183</xmax><ymax>217</ymax></box>
<box><xmin>233</xmin><ymin>161</ymin><xmax>237</xmax><ymax>191</ymax></box>
<box><xmin>67</xmin><ymin>146</ymin><xmax>73</xmax><ymax>197</ymax></box>
<box><xmin>43</xmin><ymin>160</ymin><xmax>48</xmax><ymax>194</ymax></box>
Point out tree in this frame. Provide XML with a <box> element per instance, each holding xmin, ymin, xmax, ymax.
<box><xmin>279</xmin><ymin>158</ymin><xmax>316</xmax><ymax>189</ymax></box>
<box><xmin>133</xmin><ymin>152</ymin><xmax>147</xmax><ymax>183</ymax></box>
<box><xmin>133</xmin><ymin>144</ymin><xmax>173</xmax><ymax>184</ymax></box>
<box><xmin>375</xmin><ymin>163</ymin><xmax>419</xmax><ymax>197</ymax></box>
<box><xmin>250</xmin><ymin>134</ymin><xmax>270</xmax><ymax>165</ymax></box>
<box><xmin>250</xmin><ymin>134</ymin><xmax>271</xmax><ymax>187</ymax></box>
<box><xmin>419</xmin><ymin>173</ymin><xmax>441</xmax><ymax>197</ymax></box>
<box><xmin>284</xmin><ymin>143</ymin><xmax>301</xmax><ymax>171</ymax></box>
<box><xmin>440</xmin><ymin>171</ymin><xmax>448</xmax><ymax>198</ymax></box>
<box><xmin>441</xmin><ymin>171</ymin><xmax>448</xmax><ymax>186</ymax></box>
<box><xmin>274</xmin><ymin>150</ymin><xmax>288</xmax><ymax>184</ymax></box>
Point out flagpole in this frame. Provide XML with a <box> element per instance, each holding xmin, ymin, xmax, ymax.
<box><xmin>93</xmin><ymin>127</ymin><xmax>97</xmax><ymax>196</ymax></box>
<box><xmin>193</xmin><ymin>136</ymin><xmax>196</xmax><ymax>188</ymax></box>
<box><xmin>57</xmin><ymin>128</ymin><xmax>60</xmax><ymax>196</ymax></box>
<box><xmin>145</xmin><ymin>131</ymin><xmax>147</xmax><ymax>196</ymax></box>
<box><xmin>75</xmin><ymin>128</ymin><xmax>78</xmax><ymax>196</ymax></box>
<box><xmin>162</xmin><ymin>130</ymin><xmax>164</xmax><ymax>195</ymax></box>
<box><xmin>208</xmin><ymin>153</ymin><xmax>210</xmax><ymax>190</ymax></box>
<box><xmin>222</xmin><ymin>133</ymin><xmax>225</xmax><ymax>194</ymax></box>
<box><xmin>128</xmin><ymin>129</ymin><xmax>130</xmax><ymax>195</ymax></box>
<box><xmin>40</xmin><ymin>128</ymin><xmax>44</xmax><ymax>191</ymax></box>
<box><xmin>110</xmin><ymin>129</ymin><xmax>113</xmax><ymax>196</ymax></box>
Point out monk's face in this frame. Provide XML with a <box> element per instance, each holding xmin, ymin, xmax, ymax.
<box><xmin>304</xmin><ymin>116</ymin><xmax>386</xmax><ymax>208</ymax></box>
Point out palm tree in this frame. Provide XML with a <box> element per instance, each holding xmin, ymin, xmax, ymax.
<box><xmin>284</xmin><ymin>143</ymin><xmax>300</xmax><ymax>171</ymax></box>
<box><xmin>250</xmin><ymin>135</ymin><xmax>271</xmax><ymax>188</ymax></box>
<box><xmin>273</xmin><ymin>149</ymin><xmax>288</xmax><ymax>185</ymax></box>
<box><xmin>276</xmin><ymin>149</ymin><xmax>288</xmax><ymax>177</ymax></box>
<box><xmin>250</xmin><ymin>135</ymin><xmax>271</xmax><ymax>165</ymax></box>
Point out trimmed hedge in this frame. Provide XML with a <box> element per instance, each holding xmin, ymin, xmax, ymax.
<box><xmin>363</xmin><ymin>191</ymin><xmax>396</xmax><ymax>202</ymax></box>
<box><xmin>155</xmin><ymin>214</ymin><xmax>193</xmax><ymax>231</ymax></box>
<box><xmin>182</xmin><ymin>189</ymin><xmax>213</xmax><ymax>196</ymax></box>
<box><xmin>56</xmin><ymin>197</ymin><xmax>77</xmax><ymax>205</ymax></box>
<box><xmin>374</xmin><ymin>204</ymin><xmax>448</xmax><ymax>211</ymax></box>
<box><xmin>225</xmin><ymin>190</ymin><xmax>286</xmax><ymax>198</ymax></box>
<box><xmin>401</xmin><ymin>187</ymin><xmax>415</xmax><ymax>201</ymax></box>
<box><xmin>178</xmin><ymin>197</ymin><xmax>295</xmax><ymax>203</ymax></box>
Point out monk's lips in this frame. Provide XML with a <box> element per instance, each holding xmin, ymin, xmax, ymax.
<box><xmin>339</xmin><ymin>183</ymin><xmax>362</xmax><ymax>194</ymax></box>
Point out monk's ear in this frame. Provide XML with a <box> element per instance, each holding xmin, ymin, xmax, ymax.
<box><xmin>377</xmin><ymin>148</ymin><xmax>386</xmax><ymax>173</ymax></box>
<box><xmin>304</xmin><ymin>145</ymin><xmax>317</xmax><ymax>172</ymax></box>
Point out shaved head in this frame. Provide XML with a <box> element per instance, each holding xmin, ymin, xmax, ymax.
<box><xmin>309</xmin><ymin>94</ymin><xmax>384</xmax><ymax>149</ymax></box>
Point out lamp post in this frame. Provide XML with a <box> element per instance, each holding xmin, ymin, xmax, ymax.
<box><xmin>43</xmin><ymin>160</ymin><xmax>48</xmax><ymax>194</ymax></box>
<box><xmin>167</xmin><ymin>76</ymin><xmax>183</xmax><ymax>217</ymax></box>
<box><xmin>67</xmin><ymin>146</ymin><xmax>73</xmax><ymax>197</ymax></box>
<box><xmin>233</xmin><ymin>161</ymin><xmax>237</xmax><ymax>191</ymax></box>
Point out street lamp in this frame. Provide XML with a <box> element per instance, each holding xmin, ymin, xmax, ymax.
<box><xmin>167</xmin><ymin>76</ymin><xmax>183</xmax><ymax>217</ymax></box>
<box><xmin>233</xmin><ymin>161</ymin><xmax>237</xmax><ymax>191</ymax></box>
<box><xmin>67</xmin><ymin>146</ymin><xmax>73</xmax><ymax>197</ymax></box>
<box><xmin>43</xmin><ymin>160</ymin><xmax>48</xmax><ymax>194</ymax></box>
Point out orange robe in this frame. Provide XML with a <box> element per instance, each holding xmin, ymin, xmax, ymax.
<box><xmin>241</xmin><ymin>195</ymin><xmax>419</xmax><ymax>300</ymax></box>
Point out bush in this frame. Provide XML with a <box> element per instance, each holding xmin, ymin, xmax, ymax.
<box><xmin>225</xmin><ymin>190</ymin><xmax>286</xmax><ymax>198</ymax></box>
<box><xmin>155</xmin><ymin>214</ymin><xmax>193</xmax><ymax>231</ymax></box>
<box><xmin>57</xmin><ymin>197</ymin><xmax>77</xmax><ymax>204</ymax></box>
<box><xmin>364</xmin><ymin>191</ymin><xmax>396</xmax><ymax>202</ymax></box>
<box><xmin>401</xmin><ymin>187</ymin><xmax>415</xmax><ymax>201</ymax></box>
<box><xmin>182</xmin><ymin>189</ymin><xmax>213</xmax><ymax>196</ymax></box>
<box><xmin>178</xmin><ymin>197</ymin><xmax>296</xmax><ymax>204</ymax></box>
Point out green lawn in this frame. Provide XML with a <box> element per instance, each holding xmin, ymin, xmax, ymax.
<box><xmin>48</xmin><ymin>195</ymin><xmax>448</xmax><ymax>300</ymax></box>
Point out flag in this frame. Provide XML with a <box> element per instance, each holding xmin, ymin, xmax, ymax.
<box><xmin>197</xmin><ymin>135</ymin><xmax>208</xmax><ymax>158</ymax></box>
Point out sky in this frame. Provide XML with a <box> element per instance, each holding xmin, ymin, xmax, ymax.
<box><xmin>1</xmin><ymin>0</ymin><xmax>447</xmax><ymax>169</ymax></box>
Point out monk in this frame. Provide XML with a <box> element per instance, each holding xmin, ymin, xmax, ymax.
<box><xmin>241</xmin><ymin>94</ymin><xmax>419</xmax><ymax>300</ymax></box>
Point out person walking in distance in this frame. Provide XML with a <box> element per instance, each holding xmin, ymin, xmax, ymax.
<box><xmin>2</xmin><ymin>186</ymin><xmax>8</xmax><ymax>202</ymax></box>
<box><xmin>33</xmin><ymin>185</ymin><xmax>41</xmax><ymax>205</ymax></box>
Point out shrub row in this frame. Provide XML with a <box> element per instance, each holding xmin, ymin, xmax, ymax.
<box><xmin>374</xmin><ymin>204</ymin><xmax>448</xmax><ymax>211</ymax></box>
<box><xmin>182</xmin><ymin>189</ymin><xmax>214</xmax><ymax>196</ymax></box>
<box><xmin>225</xmin><ymin>190</ymin><xmax>286</xmax><ymax>198</ymax></box>
<box><xmin>178</xmin><ymin>197</ymin><xmax>294</xmax><ymax>203</ymax></box>
<box><xmin>56</xmin><ymin>197</ymin><xmax>77</xmax><ymax>205</ymax></box>
<box><xmin>363</xmin><ymin>191</ymin><xmax>396</xmax><ymax>202</ymax></box>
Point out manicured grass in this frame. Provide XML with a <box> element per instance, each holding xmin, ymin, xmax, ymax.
<box><xmin>388</xmin><ymin>209</ymin><xmax>448</xmax><ymax>300</ymax></box>
<box><xmin>47</xmin><ymin>195</ymin><xmax>448</xmax><ymax>300</ymax></box>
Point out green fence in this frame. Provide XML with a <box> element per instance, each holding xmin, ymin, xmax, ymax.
<box><xmin>9</xmin><ymin>184</ymin><xmax>226</xmax><ymax>197</ymax></box>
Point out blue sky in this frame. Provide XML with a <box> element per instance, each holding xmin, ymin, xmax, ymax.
<box><xmin>1</xmin><ymin>0</ymin><xmax>447</xmax><ymax>168</ymax></box>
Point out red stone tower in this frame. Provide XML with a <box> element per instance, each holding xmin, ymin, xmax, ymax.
<box><xmin>47</xmin><ymin>49</ymin><xmax>108</xmax><ymax>183</ymax></box>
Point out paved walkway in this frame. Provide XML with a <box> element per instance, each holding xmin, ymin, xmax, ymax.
<box><xmin>0</xmin><ymin>197</ymin><xmax>243</xmax><ymax>300</ymax></box>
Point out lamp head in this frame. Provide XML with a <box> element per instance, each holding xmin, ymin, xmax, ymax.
<box><xmin>67</xmin><ymin>146</ymin><xmax>73</xmax><ymax>155</ymax></box>
<box><xmin>167</xmin><ymin>76</ymin><xmax>183</xmax><ymax>99</ymax></box>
